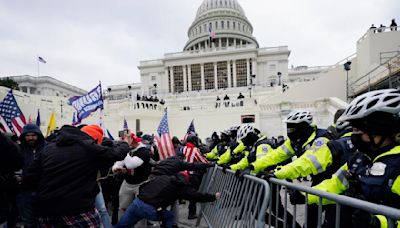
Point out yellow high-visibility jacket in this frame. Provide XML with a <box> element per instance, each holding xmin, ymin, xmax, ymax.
<box><xmin>308</xmin><ymin>146</ymin><xmax>400</xmax><ymax>228</ymax></box>
<box><xmin>217</xmin><ymin>141</ymin><xmax>246</xmax><ymax>165</ymax></box>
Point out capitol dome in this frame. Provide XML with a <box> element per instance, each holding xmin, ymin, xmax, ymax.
<box><xmin>184</xmin><ymin>0</ymin><xmax>258</xmax><ymax>51</ymax></box>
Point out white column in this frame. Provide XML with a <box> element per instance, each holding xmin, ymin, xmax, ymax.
<box><xmin>227</xmin><ymin>61</ymin><xmax>231</xmax><ymax>88</ymax></box>
<box><xmin>183</xmin><ymin>65</ymin><xmax>187</xmax><ymax>92</ymax></box>
<box><xmin>233</xmin><ymin>60</ymin><xmax>237</xmax><ymax>87</ymax></box>
<box><xmin>164</xmin><ymin>68</ymin><xmax>169</xmax><ymax>93</ymax></box>
<box><xmin>188</xmin><ymin>65</ymin><xmax>192</xmax><ymax>91</ymax></box>
<box><xmin>246</xmin><ymin>59</ymin><xmax>250</xmax><ymax>86</ymax></box>
<box><xmin>214</xmin><ymin>62</ymin><xmax>218</xmax><ymax>89</ymax></box>
<box><xmin>234</xmin><ymin>39</ymin><xmax>237</xmax><ymax>47</ymax></box>
<box><xmin>198</xmin><ymin>43</ymin><xmax>201</xmax><ymax>50</ymax></box>
<box><xmin>27</xmin><ymin>87</ymin><xmax>31</xmax><ymax>94</ymax></box>
<box><xmin>170</xmin><ymin>67</ymin><xmax>174</xmax><ymax>93</ymax></box>
<box><xmin>218</xmin><ymin>38</ymin><xmax>222</xmax><ymax>48</ymax></box>
<box><xmin>252</xmin><ymin>58</ymin><xmax>257</xmax><ymax>85</ymax></box>
<box><xmin>200</xmin><ymin>63</ymin><xmax>205</xmax><ymax>90</ymax></box>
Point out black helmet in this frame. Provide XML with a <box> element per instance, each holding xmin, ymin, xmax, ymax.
<box><xmin>186</xmin><ymin>134</ymin><xmax>199</xmax><ymax>147</ymax></box>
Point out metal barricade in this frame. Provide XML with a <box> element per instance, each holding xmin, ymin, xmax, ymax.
<box><xmin>267</xmin><ymin>178</ymin><xmax>400</xmax><ymax>228</ymax></box>
<box><xmin>197</xmin><ymin>166</ymin><xmax>270</xmax><ymax>228</ymax></box>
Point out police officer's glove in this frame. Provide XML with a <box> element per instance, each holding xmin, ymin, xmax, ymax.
<box><xmin>221</xmin><ymin>164</ymin><xmax>229</xmax><ymax>174</ymax></box>
<box><xmin>234</xmin><ymin>170</ymin><xmax>242</xmax><ymax>178</ymax></box>
<box><xmin>238</xmin><ymin>168</ymin><xmax>251</xmax><ymax>181</ymax></box>
<box><xmin>247</xmin><ymin>152</ymin><xmax>256</xmax><ymax>163</ymax></box>
<box><xmin>288</xmin><ymin>190</ymin><xmax>306</xmax><ymax>205</ymax></box>
<box><xmin>257</xmin><ymin>171</ymin><xmax>276</xmax><ymax>181</ymax></box>
<box><xmin>351</xmin><ymin>209</ymin><xmax>380</xmax><ymax>228</ymax></box>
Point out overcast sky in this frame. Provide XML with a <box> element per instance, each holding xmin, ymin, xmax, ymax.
<box><xmin>0</xmin><ymin>0</ymin><xmax>398</xmax><ymax>91</ymax></box>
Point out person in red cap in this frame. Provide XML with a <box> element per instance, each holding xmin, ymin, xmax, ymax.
<box><xmin>23</xmin><ymin>125</ymin><xmax>130</xmax><ymax>228</ymax></box>
<box><xmin>112</xmin><ymin>131</ymin><xmax>152</xmax><ymax>220</ymax></box>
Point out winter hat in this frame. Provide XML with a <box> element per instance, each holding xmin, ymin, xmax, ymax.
<box><xmin>81</xmin><ymin>125</ymin><xmax>103</xmax><ymax>145</ymax></box>
<box><xmin>130</xmin><ymin>133</ymin><xmax>141</xmax><ymax>143</ymax></box>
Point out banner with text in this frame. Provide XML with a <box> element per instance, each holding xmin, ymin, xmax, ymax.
<box><xmin>68</xmin><ymin>83</ymin><xmax>103</xmax><ymax>125</ymax></box>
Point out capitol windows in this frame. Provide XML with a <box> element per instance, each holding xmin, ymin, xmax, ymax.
<box><xmin>204</xmin><ymin>63</ymin><xmax>214</xmax><ymax>90</ymax></box>
<box><xmin>269</xmin><ymin>64</ymin><xmax>276</xmax><ymax>71</ymax></box>
<box><xmin>233</xmin><ymin>22</ymin><xmax>236</xmax><ymax>29</ymax></box>
<box><xmin>221</xmin><ymin>21</ymin><xmax>224</xmax><ymax>29</ymax></box>
<box><xmin>191</xmin><ymin>64</ymin><xmax>201</xmax><ymax>91</ymax></box>
<box><xmin>227</xmin><ymin>21</ymin><xmax>230</xmax><ymax>29</ymax></box>
<box><xmin>173</xmin><ymin>66</ymin><xmax>184</xmax><ymax>93</ymax></box>
<box><xmin>168</xmin><ymin>67</ymin><xmax>172</xmax><ymax>93</ymax></box>
<box><xmin>217</xmin><ymin>61</ymin><xmax>228</xmax><ymax>89</ymax></box>
<box><xmin>215</xmin><ymin>21</ymin><xmax>218</xmax><ymax>29</ymax></box>
<box><xmin>236</xmin><ymin>59</ymin><xmax>247</xmax><ymax>87</ymax></box>
<box><xmin>151</xmin><ymin>75</ymin><xmax>156</xmax><ymax>81</ymax></box>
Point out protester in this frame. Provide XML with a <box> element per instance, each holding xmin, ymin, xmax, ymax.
<box><xmin>112</xmin><ymin>132</ymin><xmax>151</xmax><ymax>220</ymax></box>
<box><xmin>115</xmin><ymin>156</ymin><xmax>218</xmax><ymax>228</ymax></box>
<box><xmin>16</xmin><ymin>123</ymin><xmax>45</xmax><ymax>228</ymax></box>
<box><xmin>0</xmin><ymin>131</ymin><xmax>22</xmax><ymax>227</ymax></box>
<box><xmin>23</xmin><ymin>125</ymin><xmax>130</xmax><ymax>227</ymax></box>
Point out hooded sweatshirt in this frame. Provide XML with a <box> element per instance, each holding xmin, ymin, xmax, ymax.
<box><xmin>23</xmin><ymin>125</ymin><xmax>129</xmax><ymax>216</ymax></box>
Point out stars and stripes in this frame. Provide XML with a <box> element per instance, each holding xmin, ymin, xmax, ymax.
<box><xmin>183</xmin><ymin>143</ymin><xmax>208</xmax><ymax>174</ymax></box>
<box><xmin>154</xmin><ymin>111</ymin><xmax>175</xmax><ymax>160</ymax></box>
<box><xmin>38</xmin><ymin>56</ymin><xmax>47</xmax><ymax>64</ymax></box>
<box><xmin>0</xmin><ymin>90</ymin><xmax>26</xmax><ymax>135</ymax></box>
<box><xmin>123</xmin><ymin>118</ymin><xmax>128</xmax><ymax>130</ymax></box>
<box><xmin>183</xmin><ymin>119</ymin><xmax>196</xmax><ymax>141</ymax></box>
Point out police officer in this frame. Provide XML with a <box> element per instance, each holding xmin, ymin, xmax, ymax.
<box><xmin>308</xmin><ymin>89</ymin><xmax>400</xmax><ymax>228</ymax></box>
<box><xmin>205</xmin><ymin>130</ymin><xmax>231</xmax><ymax>161</ymax></box>
<box><xmin>217</xmin><ymin>126</ymin><xmax>247</xmax><ymax>166</ymax></box>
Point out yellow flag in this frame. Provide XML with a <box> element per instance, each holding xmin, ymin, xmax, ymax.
<box><xmin>46</xmin><ymin>112</ymin><xmax>56</xmax><ymax>137</ymax></box>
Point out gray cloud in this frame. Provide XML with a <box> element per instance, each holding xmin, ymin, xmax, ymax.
<box><xmin>0</xmin><ymin>0</ymin><xmax>398</xmax><ymax>90</ymax></box>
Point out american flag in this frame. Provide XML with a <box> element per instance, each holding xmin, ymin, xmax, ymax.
<box><xmin>0</xmin><ymin>90</ymin><xmax>26</xmax><ymax>135</ymax></box>
<box><xmin>123</xmin><ymin>118</ymin><xmax>128</xmax><ymax>129</ymax></box>
<box><xmin>183</xmin><ymin>119</ymin><xmax>196</xmax><ymax>141</ymax></box>
<box><xmin>38</xmin><ymin>56</ymin><xmax>47</xmax><ymax>63</ymax></box>
<box><xmin>183</xmin><ymin>143</ymin><xmax>208</xmax><ymax>174</ymax></box>
<box><xmin>155</xmin><ymin>111</ymin><xmax>175</xmax><ymax>160</ymax></box>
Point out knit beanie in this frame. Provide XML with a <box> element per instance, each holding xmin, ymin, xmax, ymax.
<box><xmin>81</xmin><ymin>125</ymin><xmax>103</xmax><ymax>145</ymax></box>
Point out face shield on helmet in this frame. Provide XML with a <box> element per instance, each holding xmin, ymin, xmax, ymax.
<box><xmin>285</xmin><ymin>110</ymin><xmax>313</xmax><ymax>142</ymax></box>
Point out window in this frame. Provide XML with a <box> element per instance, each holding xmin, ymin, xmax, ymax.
<box><xmin>215</xmin><ymin>21</ymin><xmax>218</xmax><ymax>29</ymax></box>
<box><xmin>191</xmin><ymin>64</ymin><xmax>201</xmax><ymax>91</ymax></box>
<box><xmin>221</xmin><ymin>21</ymin><xmax>224</xmax><ymax>29</ymax></box>
<box><xmin>227</xmin><ymin>21</ymin><xmax>230</xmax><ymax>29</ymax></box>
<box><xmin>168</xmin><ymin>67</ymin><xmax>171</xmax><ymax>93</ymax></box>
<box><xmin>209</xmin><ymin>22</ymin><xmax>212</xmax><ymax>30</ymax></box>
<box><xmin>241</xmin><ymin>115</ymin><xmax>255</xmax><ymax>123</ymax></box>
<box><xmin>233</xmin><ymin>22</ymin><xmax>236</xmax><ymax>29</ymax></box>
<box><xmin>173</xmin><ymin>66</ymin><xmax>184</xmax><ymax>93</ymax></box>
<box><xmin>236</xmin><ymin>59</ymin><xmax>247</xmax><ymax>87</ymax></box>
<box><xmin>217</xmin><ymin>61</ymin><xmax>228</xmax><ymax>89</ymax></box>
<box><xmin>204</xmin><ymin>63</ymin><xmax>214</xmax><ymax>90</ymax></box>
<box><xmin>151</xmin><ymin>75</ymin><xmax>156</xmax><ymax>81</ymax></box>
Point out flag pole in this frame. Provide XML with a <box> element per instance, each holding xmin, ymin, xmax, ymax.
<box><xmin>37</xmin><ymin>56</ymin><xmax>40</xmax><ymax>77</ymax></box>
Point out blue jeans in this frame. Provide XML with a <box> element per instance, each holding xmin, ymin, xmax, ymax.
<box><xmin>16</xmin><ymin>191</ymin><xmax>37</xmax><ymax>228</ymax></box>
<box><xmin>95</xmin><ymin>191</ymin><xmax>112</xmax><ymax>228</ymax></box>
<box><xmin>114</xmin><ymin>198</ymin><xmax>174</xmax><ymax>228</ymax></box>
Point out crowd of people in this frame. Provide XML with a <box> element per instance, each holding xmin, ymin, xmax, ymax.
<box><xmin>1</xmin><ymin>88</ymin><xmax>400</xmax><ymax>228</ymax></box>
<box><xmin>370</xmin><ymin>18</ymin><xmax>397</xmax><ymax>32</ymax></box>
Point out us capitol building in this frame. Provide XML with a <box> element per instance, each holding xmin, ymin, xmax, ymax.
<box><xmin>2</xmin><ymin>0</ymin><xmax>399</xmax><ymax>138</ymax></box>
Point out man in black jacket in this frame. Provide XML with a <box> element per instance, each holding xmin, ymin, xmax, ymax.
<box><xmin>115</xmin><ymin>157</ymin><xmax>219</xmax><ymax>228</ymax></box>
<box><xmin>23</xmin><ymin>125</ymin><xmax>130</xmax><ymax>227</ymax></box>
<box><xmin>0</xmin><ymin>131</ymin><xmax>21</xmax><ymax>226</ymax></box>
<box><xmin>16</xmin><ymin>123</ymin><xmax>45</xmax><ymax>228</ymax></box>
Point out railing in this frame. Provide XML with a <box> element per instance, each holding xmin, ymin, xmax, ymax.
<box><xmin>197</xmin><ymin>166</ymin><xmax>270</xmax><ymax>228</ymax></box>
<box><xmin>357</xmin><ymin>25</ymin><xmax>400</xmax><ymax>44</ymax></box>
<box><xmin>197</xmin><ymin>166</ymin><xmax>400</xmax><ymax>228</ymax></box>
<box><xmin>349</xmin><ymin>52</ymin><xmax>400</xmax><ymax>97</ymax></box>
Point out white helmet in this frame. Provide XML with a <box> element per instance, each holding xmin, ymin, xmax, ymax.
<box><xmin>237</xmin><ymin>124</ymin><xmax>255</xmax><ymax>141</ymax></box>
<box><xmin>285</xmin><ymin>110</ymin><xmax>313</xmax><ymax>124</ymax></box>
<box><xmin>336</xmin><ymin>120</ymin><xmax>350</xmax><ymax>130</ymax></box>
<box><xmin>338</xmin><ymin>89</ymin><xmax>400</xmax><ymax>122</ymax></box>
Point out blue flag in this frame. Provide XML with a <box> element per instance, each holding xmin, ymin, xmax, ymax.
<box><xmin>68</xmin><ymin>83</ymin><xmax>103</xmax><ymax>124</ymax></box>
<box><xmin>123</xmin><ymin>118</ymin><xmax>128</xmax><ymax>129</ymax></box>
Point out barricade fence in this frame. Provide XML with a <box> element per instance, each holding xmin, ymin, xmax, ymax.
<box><xmin>197</xmin><ymin>165</ymin><xmax>400</xmax><ymax>228</ymax></box>
<box><xmin>197</xmin><ymin>166</ymin><xmax>270</xmax><ymax>228</ymax></box>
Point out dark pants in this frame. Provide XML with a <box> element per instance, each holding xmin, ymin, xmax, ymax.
<box><xmin>188</xmin><ymin>173</ymin><xmax>203</xmax><ymax>216</ymax></box>
<box><xmin>16</xmin><ymin>191</ymin><xmax>37</xmax><ymax>228</ymax></box>
<box><xmin>115</xmin><ymin>198</ymin><xmax>174</xmax><ymax>228</ymax></box>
